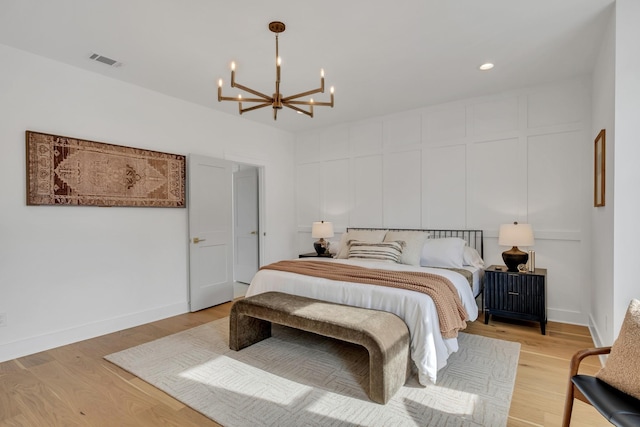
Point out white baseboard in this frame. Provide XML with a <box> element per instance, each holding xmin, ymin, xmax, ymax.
<box><xmin>0</xmin><ymin>302</ymin><xmax>188</xmax><ymax>363</ymax></box>
<box><xmin>588</xmin><ymin>313</ymin><xmax>605</xmax><ymax>348</ymax></box>
<box><xmin>547</xmin><ymin>307</ymin><xmax>589</xmax><ymax>326</ymax></box>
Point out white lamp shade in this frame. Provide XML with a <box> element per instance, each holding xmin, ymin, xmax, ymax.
<box><xmin>498</xmin><ymin>223</ymin><xmax>534</xmax><ymax>247</ymax></box>
<box><xmin>311</xmin><ymin>221</ymin><xmax>334</xmax><ymax>238</ymax></box>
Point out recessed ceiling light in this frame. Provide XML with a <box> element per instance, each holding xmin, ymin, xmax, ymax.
<box><xmin>479</xmin><ymin>63</ymin><xmax>494</xmax><ymax>71</ymax></box>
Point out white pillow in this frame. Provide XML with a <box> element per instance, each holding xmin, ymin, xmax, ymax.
<box><xmin>348</xmin><ymin>240</ymin><xmax>404</xmax><ymax>263</ymax></box>
<box><xmin>384</xmin><ymin>230</ymin><xmax>430</xmax><ymax>266</ymax></box>
<box><xmin>326</xmin><ymin>240</ymin><xmax>340</xmax><ymax>255</ymax></box>
<box><xmin>336</xmin><ymin>229</ymin><xmax>388</xmax><ymax>259</ymax></box>
<box><xmin>463</xmin><ymin>246</ymin><xmax>485</xmax><ymax>268</ymax></box>
<box><xmin>420</xmin><ymin>237</ymin><xmax>466</xmax><ymax>268</ymax></box>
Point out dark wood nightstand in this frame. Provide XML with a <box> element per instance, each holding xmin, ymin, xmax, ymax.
<box><xmin>298</xmin><ymin>252</ymin><xmax>333</xmax><ymax>258</ymax></box>
<box><xmin>484</xmin><ymin>265</ymin><xmax>547</xmax><ymax>334</ymax></box>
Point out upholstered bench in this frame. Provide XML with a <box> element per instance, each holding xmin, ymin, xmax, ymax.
<box><xmin>229</xmin><ymin>291</ymin><xmax>412</xmax><ymax>404</ymax></box>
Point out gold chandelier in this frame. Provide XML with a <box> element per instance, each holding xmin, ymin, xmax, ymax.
<box><xmin>217</xmin><ymin>21</ymin><xmax>334</xmax><ymax>120</ymax></box>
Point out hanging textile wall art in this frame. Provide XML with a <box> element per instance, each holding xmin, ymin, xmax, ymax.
<box><xmin>26</xmin><ymin>131</ymin><xmax>185</xmax><ymax>207</ymax></box>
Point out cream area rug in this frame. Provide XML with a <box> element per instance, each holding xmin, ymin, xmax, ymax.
<box><xmin>105</xmin><ymin>317</ymin><xmax>520</xmax><ymax>427</ymax></box>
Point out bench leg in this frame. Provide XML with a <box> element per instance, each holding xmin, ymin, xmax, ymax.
<box><xmin>368</xmin><ymin>337</ymin><xmax>411</xmax><ymax>404</ymax></box>
<box><xmin>229</xmin><ymin>310</ymin><xmax>272</xmax><ymax>351</ymax></box>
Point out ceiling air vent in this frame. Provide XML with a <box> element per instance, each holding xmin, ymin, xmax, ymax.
<box><xmin>89</xmin><ymin>53</ymin><xmax>122</xmax><ymax>67</ymax></box>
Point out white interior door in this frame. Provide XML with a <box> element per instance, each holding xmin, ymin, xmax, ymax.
<box><xmin>188</xmin><ymin>154</ymin><xmax>234</xmax><ymax>312</ymax></box>
<box><xmin>234</xmin><ymin>167</ymin><xmax>259</xmax><ymax>284</ymax></box>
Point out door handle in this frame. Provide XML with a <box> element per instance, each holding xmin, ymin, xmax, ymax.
<box><xmin>250</xmin><ymin>231</ymin><xmax>257</xmax><ymax>235</ymax></box>
<box><xmin>193</xmin><ymin>237</ymin><xmax>206</xmax><ymax>244</ymax></box>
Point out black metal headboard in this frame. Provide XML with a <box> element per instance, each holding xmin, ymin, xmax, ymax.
<box><xmin>346</xmin><ymin>228</ymin><xmax>484</xmax><ymax>258</ymax></box>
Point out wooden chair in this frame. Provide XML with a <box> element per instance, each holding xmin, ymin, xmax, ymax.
<box><xmin>562</xmin><ymin>346</ymin><xmax>640</xmax><ymax>427</ymax></box>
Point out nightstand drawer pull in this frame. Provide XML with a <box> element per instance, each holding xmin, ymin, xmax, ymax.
<box><xmin>508</xmin><ymin>292</ymin><xmax>520</xmax><ymax>296</ymax></box>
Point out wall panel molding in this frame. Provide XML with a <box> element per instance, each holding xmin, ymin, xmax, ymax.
<box><xmin>294</xmin><ymin>76</ymin><xmax>592</xmax><ymax>325</ymax></box>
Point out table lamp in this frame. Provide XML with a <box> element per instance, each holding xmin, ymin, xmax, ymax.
<box><xmin>311</xmin><ymin>221</ymin><xmax>334</xmax><ymax>255</ymax></box>
<box><xmin>498</xmin><ymin>222</ymin><xmax>534</xmax><ymax>272</ymax></box>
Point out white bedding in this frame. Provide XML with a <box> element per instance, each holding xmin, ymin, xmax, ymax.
<box><xmin>466</xmin><ymin>265</ymin><xmax>484</xmax><ymax>297</ymax></box>
<box><xmin>246</xmin><ymin>258</ymin><xmax>479</xmax><ymax>385</ymax></box>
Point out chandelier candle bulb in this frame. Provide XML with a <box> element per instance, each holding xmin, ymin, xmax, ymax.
<box><xmin>277</xmin><ymin>57</ymin><xmax>281</xmax><ymax>81</ymax></box>
<box><xmin>231</xmin><ymin>63</ymin><xmax>236</xmax><ymax>86</ymax></box>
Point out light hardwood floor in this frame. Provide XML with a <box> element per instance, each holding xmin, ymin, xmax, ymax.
<box><xmin>0</xmin><ymin>302</ymin><xmax>610</xmax><ymax>427</ymax></box>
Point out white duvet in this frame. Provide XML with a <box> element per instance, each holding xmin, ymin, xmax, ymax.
<box><xmin>246</xmin><ymin>258</ymin><xmax>479</xmax><ymax>385</ymax></box>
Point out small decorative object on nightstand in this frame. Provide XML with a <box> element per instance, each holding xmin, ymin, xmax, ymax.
<box><xmin>484</xmin><ymin>264</ymin><xmax>547</xmax><ymax>334</ymax></box>
<box><xmin>299</xmin><ymin>252</ymin><xmax>333</xmax><ymax>258</ymax></box>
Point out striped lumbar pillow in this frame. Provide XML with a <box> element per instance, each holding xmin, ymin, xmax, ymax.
<box><xmin>347</xmin><ymin>240</ymin><xmax>405</xmax><ymax>263</ymax></box>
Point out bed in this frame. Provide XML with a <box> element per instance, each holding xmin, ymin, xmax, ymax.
<box><xmin>245</xmin><ymin>228</ymin><xmax>484</xmax><ymax>385</ymax></box>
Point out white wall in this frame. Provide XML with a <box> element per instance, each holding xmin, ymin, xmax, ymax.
<box><xmin>612</xmin><ymin>0</ymin><xmax>640</xmax><ymax>335</ymax></box>
<box><xmin>0</xmin><ymin>43</ymin><xmax>296</xmax><ymax>362</ymax></box>
<box><xmin>590</xmin><ymin>5</ymin><xmax>615</xmax><ymax>346</ymax></box>
<box><xmin>295</xmin><ymin>76</ymin><xmax>593</xmax><ymax>325</ymax></box>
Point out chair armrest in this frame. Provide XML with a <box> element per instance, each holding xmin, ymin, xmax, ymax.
<box><xmin>569</xmin><ymin>347</ymin><xmax>611</xmax><ymax>377</ymax></box>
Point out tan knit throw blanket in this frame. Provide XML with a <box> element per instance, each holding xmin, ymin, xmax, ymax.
<box><xmin>261</xmin><ymin>260</ymin><xmax>469</xmax><ymax>338</ymax></box>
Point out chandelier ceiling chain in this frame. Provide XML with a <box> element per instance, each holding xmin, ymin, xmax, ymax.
<box><xmin>217</xmin><ymin>21</ymin><xmax>334</xmax><ymax>120</ymax></box>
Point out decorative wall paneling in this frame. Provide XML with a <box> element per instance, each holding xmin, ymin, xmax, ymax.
<box><xmin>323</xmin><ymin>159</ymin><xmax>350</xmax><ymax>226</ymax></box>
<box><xmin>422</xmin><ymin>145</ymin><xmax>466</xmax><ymax>229</ymax></box>
<box><xmin>294</xmin><ymin>76</ymin><xmax>591</xmax><ymax>325</ymax></box>
<box><xmin>351</xmin><ymin>155</ymin><xmax>384</xmax><ymax>228</ymax></box>
<box><xmin>295</xmin><ymin>162</ymin><xmax>321</xmax><ymax>228</ymax></box>
<box><xmin>383</xmin><ymin>149</ymin><xmax>422</xmax><ymax>228</ymax></box>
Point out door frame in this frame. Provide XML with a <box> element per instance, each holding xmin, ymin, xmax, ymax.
<box><xmin>187</xmin><ymin>153</ymin><xmax>266</xmax><ymax>310</ymax></box>
<box><xmin>232</xmin><ymin>164</ymin><xmax>261</xmax><ymax>283</ymax></box>
<box><xmin>224</xmin><ymin>154</ymin><xmax>266</xmax><ymax>272</ymax></box>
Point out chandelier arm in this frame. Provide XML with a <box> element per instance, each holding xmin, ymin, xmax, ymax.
<box><xmin>240</xmin><ymin>103</ymin><xmax>272</xmax><ymax>114</ymax></box>
<box><xmin>231</xmin><ymin>82</ymin><xmax>272</xmax><ymax>101</ymax></box>
<box><xmin>219</xmin><ymin>95</ymin><xmax>269</xmax><ymax>103</ymax></box>
<box><xmin>286</xmin><ymin>100</ymin><xmax>321</xmax><ymax>106</ymax></box>
<box><xmin>284</xmin><ymin>103</ymin><xmax>313</xmax><ymax>117</ymax></box>
<box><xmin>282</xmin><ymin>87</ymin><xmax>324</xmax><ymax>102</ymax></box>
<box><xmin>286</xmin><ymin>99</ymin><xmax>334</xmax><ymax>107</ymax></box>
<box><xmin>223</xmin><ymin>96</ymin><xmax>272</xmax><ymax>103</ymax></box>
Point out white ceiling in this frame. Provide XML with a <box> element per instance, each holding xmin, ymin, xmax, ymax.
<box><xmin>0</xmin><ymin>0</ymin><xmax>614</xmax><ymax>133</ymax></box>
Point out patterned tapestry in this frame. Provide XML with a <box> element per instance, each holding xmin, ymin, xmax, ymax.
<box><xmin>26</xmin><ymin>131</ymin><xmax>185</xmax><ymax>207</ymax></box>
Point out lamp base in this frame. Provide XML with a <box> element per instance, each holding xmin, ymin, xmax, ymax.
<box><xmin>502</xmin><ymin>246</ymin><xmax>529</xmax><ymax>272</ymax></box>
<box><xmin>314</xmin><ymin>239</ymin><xmax>327</xmax><ymax>255</ymax></box>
